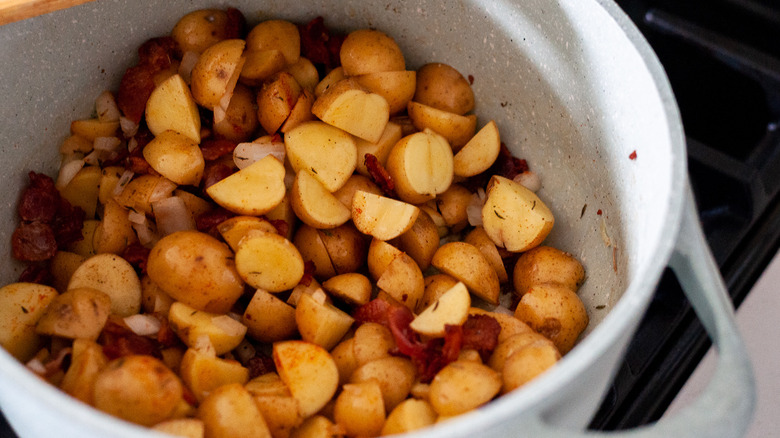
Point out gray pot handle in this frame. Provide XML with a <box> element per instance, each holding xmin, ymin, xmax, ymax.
<box><xmin>525</xmin><ymin>183</ymin><xmax>756</xmax><ymax>437</ymax></box>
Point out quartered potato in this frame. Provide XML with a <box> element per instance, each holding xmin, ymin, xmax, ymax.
<box><xmin>453</xmin><ymin>120</ymin><xmax>501</xmax><ymax>177</ymax></box>
<box><xmin>295</xmin><ymin>291</ymin><xmax>355</xmax><ymax>351</ymax></box>
<box><xmin>290</xmin><ymin>169</ymin><xmax>352</xmax><ymax>229</ymax></box>
<box><xmin>168</xmin><ymin>301</ymin><xmax>247</xmax><ymax>355</ymax></box>
<box><xmin>145</xmin><ymin>74</ymin><xmax>201</xmax><ymax>143</ymax></box>
<box><xmin>407</xmin><ymin>101</ymin><xmax>477</xmax><ymax>150</ymax></box>
<box><xmin>386</xmin><ymin>129</ymin><xmax>454</xmax><ymax>204</ymax></box>
<box><xmin>352</xmin><ymin>190</ymin><xmax>419</xmax><ymax>241</ymax></box>
<box><xmin>312</xmin><ymin>78</ymin><xmax>390</xmax><ymax>143</ymax></box>
<box><xmin>409</xmin><ymin>282</ymin><xmax>470</xmax><ymax>337</ymax></box>
<box><xmin>273</xmin><ymin>340</ymin><xmax>339</xmax><ymax>418</ymax></box>
<box><xmin>0</xmin><ymin>283</ymin><xmax>59</xmax><ymax>361</ymax></box>
<box><xmin>431</xmin><ymin>242</ymin><xmax>500</xmax><ymax>305</ymax></box>
<box><xmin>242</xmin><ymin>288</ymin><xmax>298</xmax><ymax>343</ymax></box>
<box><xmin>256</xmin><ymin>71</ymin><xmax>302</xmax><ymax>134</ymax></box>
<box><xmin>67</xmin><ymin>253</ymin><xmax>142</xmax><ymax>316</ymax></box>
<box><xmin>191</xmin><ymin>39</ymin><xmax>246</xmax><ymax>110</ymax></box>
<box><xmin>235</xmin><ymin>229</ymin><xmax>304</xmax><ymax>292</ymax></box>
<box><xmin>35</xmin><ymin>287</ymin><xmax>111</xmax><ymax>341</ymax></box>
<box><xmin>284</xmin><ymin>121</ymin><xmax>357</xmax><ymax>192</ymax></box>
<box><xmin>206</xmin><ymin>155</ymin><xmax>286</xmax><ymax>216</ymax></box>
<box><xmin>142</xmin><ymin>130</ymin><xmax>205</xmax><ymax>186</ymax></box>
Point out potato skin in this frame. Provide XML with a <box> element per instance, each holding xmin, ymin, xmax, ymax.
<box><xmin>93</xmin><ymin>355</ymin><xmax>183</xmax><ymax>426</ymax></box>
<box><xmin>340</xmin><ymin>29</ymin><xmax>405</xmax><ymax>76</ymax></box>
<box><xmin>414</xmin><ymin>63</ymin><xmax>475</xmax><ymax>115</ymax></box>
<box><xmin>513</xmin><ymin>246</ymin><xmax>585</xmax><ymax>297</ymax></box>
<box><xmin>514</xmin><ymin>284</ymin><xmax>588</xmax><ymax>354</ymax></box>
<box><xmin>212</xmin><ymin>83</ymin><xmax>259</xmax><ymax>142</ymax></box>
<box><xmin>147</xmin><ymin>230</ymin><xmax>244</xmax><ymax>314</ymax></box>
<box><xmin>172</xmin><ymin>9</ymin><xmax>236</xmax><ymax>53</ymax></box>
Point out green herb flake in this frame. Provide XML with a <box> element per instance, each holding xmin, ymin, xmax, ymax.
<box><xmin>20</xmin><ymin>306</ymin><xmax>28</xmax><ymax>314</ymax></box>
<box><xmin>494</xmin><ymin>210</ymin><xmax>505</xmax><ymax>219</ymax></box>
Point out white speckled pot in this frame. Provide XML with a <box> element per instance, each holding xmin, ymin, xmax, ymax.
<box><xmin>0</xmin><ymin>1</ymin><xmax>755</xmax><ymax>437</ymax></box>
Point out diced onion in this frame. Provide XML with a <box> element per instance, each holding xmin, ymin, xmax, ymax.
<box><xmin>123</xmin><ymin>314</ymin><xmax>161</xmax><ymax>336</ymax></box>
<box><xmin>233</xmin><ymin>138</ymin><xmax>286</xmax><ymax>170</ymax></box>
<box><xmin>113</xmin><ymin>170</ymin><xmax>135</xmax><ymax>196</ymax></box>
<box><xmin>152</xmin><ymin>196</ymin><xmax>196</xmax><ymax>236</ymax></box>
<box><xmin>94</xmin><ymin>136</ymin><xmax>122</xmax><ymax>152</ymax></box>
<box><xmin>178</xmin><ymin>51</ymin><xmax>199</xmax><ymax>84</ymax></box>
<box><xmin>127</xmin><ymin>137</ymin><xmax>139</xmax><ymax>153</ymax></box>
<box><xmin>95</xmin><ymin>90</ymin><xmax>121</xmax><ymax>122</ymax></box>
<box><xmin>132</xmin><ymin>220</ymin><xmax>158</xmax><ymax>247</ymax></box>
<box><xmin>212</xmin><ymin>315</ymin><xmax>247</xmax><ymax>336</ymax></box>
<box><xmin>25</xmin><ymin>358</ymin><xmax>46</xmax><ymax>375</ymax></box>
<box><xmin>214</xmin><ymin>90</ymin><xmax>233</xmax><ymax>125</ymax></box>
<box><xmin>514</xmin><ymin>171</ymin><xmax>541</xmax><ymax>192</ymax></box>
<box><xmin>127</xmin><ymin>209</ymin><xmax>147</xmax><ymax>224</ymax></box>
<box><xmin>83</xmin><ymin>150</ymin><xmax>102</xmax><ymax>166</ymax></box>
<box><xmin>148</xmin><ymin>178</ymin><xmax>178</xmax><ymax>203</ymax></box>
<box><xmin>119</xmin><ymin>116</ymin><xmax>139</xmax><ymax>138</ymax></box>
<box><xmin>466</xmin><ymin>188</ymin><xmax>486</xmax><ymax>227</ymax></box>
<box><xmin>56</xmin><ymin>157</ymin><xmax>85</xmax><ymax>189</ymax></box>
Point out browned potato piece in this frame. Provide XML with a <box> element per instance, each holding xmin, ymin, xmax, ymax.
<box><xmin>243</xmin><ymin>288</ymin><xmax>298</xmax><ymax>342</ymax></box>
<box><xmin>67</xmin><ymin>219</ymin><xmax>99</xmax><ymax>257</ymax></box>
<box><xmin>273</xmin><ymin>340</ymin><xmax>339</xmax><ymax>418</ymax></box>
<box><xmin>290</xmin><ymin>169</ymin><xmax>352</xmax><ymax>229</ymax></box>
<box><xmin>198</xmin><ymin>383</ymin><xmax>272</xmax><ymax>438</ymax></box>
<box><xmin>454</xmin><ymin>120</ymin><xmax>501</xmax><ymax>177</ymax></box>
<box><xmin>207</xmin><ymin>155</ymin><xmax>286</xmax><ymax>216</ymax></box>
<box><xmin>246</xmin><ymin>20</ymin><xmax>301</xmax><ymax>65</ymax></box>
<box><xmin>290</xmin><ymin>415</ymin><xmax>340</xmax><ymax>438</ymax></box>
<box><xmin>367</xmin><ymin>238</ymin><xmax>403</xmax><ymax>281</ymax></box>
<box><xmin>0</xmin><ymin>283</ymin><xmax>59</xmax><ymax>361</ymax></box>
<box><xmin>94</xmin><ymin>199</ymin><xmax>136</xmax><ymax>255</ymax></box>
<box><xmin>314</xmin><ymin>66</ymin><xmax>345</xmax><ymax>97</ymax></box>
<box><xmin>295</xmin><ymin>291</ymin><xmax>355</xmax><ymax>351</ymax></box>
<box><xmin>502</xmin><ymin>341</ymin><xmax>561</xmax><ymax>393</ymax></box>
<box><xmin>67</xmin><ymin>253</ymin><xmax>142</xmax><ymax>317</ymax></box>
<box><xmin>355</xmin><ymin>70</ymin><xmax>416</xmax><ymax>115</ymax></box>
<box><xmin>143</xmin><ymin>130</ymin><xmax>205</xmax><ymax>186</ymax></box>
<box><xmin>59</xmin><ymin>165</ymin><xmax>101</xmax><ymax>218</ymax></box>
<box><xmin>414</xmin><ymin>63</ymin><xmax>475</xmax><ymax>116</ymax></box>
<box><xmin>381</xmin><ymin>398</ymin><xmax>438</xmax><ymax>435</ymax></box>
<box><xmin>114</xmin><ymin>174</ymin><xmax>177</xmax><ymax>215</ymax></box>
<box><xmin>172</xmin><ymin>9</ymin><xmax>237</xmax><ymax>53</ymax></box>
<box><xmin>293</xmin><ymin>224</ymin><xmax>337</xmax><ymax>280</ymax></box>
<box><xmin>322</xmin><ymin>273</ymin><xmax>372</xmax><ymax>306</ymax></box>
<box><xmin>377</xmin><ymin>252</ymin><xmax>424</xmax><ymax>311</ymax></box>
<box><xmin>333</xmin><ymin>381</ymin><xmax>386</xmax><ymax>437</ymax></box>
<box><xmin>514</xmin><ymin>284</ymin><xmax>589</xmax><ymax>354</ymax></box>
<box><xmin>93</xmin><ymin>355</ymin><xmax>184</xmax><ymax>427</ymax></box>
<box><xmin>284</xmin><ymin>57</ymin><xmax>319</xmax><ymax>92</ymax></box>
<box><xmin>332</xmin><ymin>174</ymin><xmax>381</xmax><ymax>211</ymax></box>
<box><xmin>407</xmin><ymin>101</ymin><xmax>477</xmax><ymax>150</ymax></box>
<box><xmin>436</xmin><ymin>183</ymin><xmax>472</xmax><ymax>233</ymax></box>
<box><xmin>50</xmin><ymin>251</ymin><xmax>87</xmax><ymax>293</ymax></box>
<box><xmin>141</xmin><ymin>275</ymin><xmax>174</xmax><ymax>314</ymax></box>
<box><xmin>147</xmin><ymin>230</ymin><xmax>244</xmax><ymax>314</ymax></box>
<box><xmin>146</xmin><ymin>74</ymin><xmax>201</xmax><ymax>143</ymax></box>
<box><xmin>464</xmin><ymin>226</ymin><xmax>509</xmax><ymax>284</ymax></box>
<box><xmin>236</xmin><ymin>230</ymin><xmax>304</xmax><ymax>293</ymax></box>
<box><xmin>284</xmin><ymin>121</ymin><xmax>357</xmax><ymax>192</ymax></box>
<box><xmin>152</xmin><ymin>418</ymin><xmax>205</xmax><ymax>438</ymax></box>
<box><xmin>419</xmin><ymin>274</ymin><xmax>459</xmax><ymax>313</ymax></box>
<box><xmin>431</xmin><ymin>242</ymin><xmax>500</xmax><ymax>305</ymax></box>
<box><xmin>191</xmin><ymin>39</ymin><xmax>246</xmax><ymax>110</ymax></box>
<box><xmin>481</xmin><ymin>175</ymin><xmax>554</xmax><ymax>252</ymax></box>
<box><xmin>257</xmin><ymin>72</ymin><xmax>302</xmax><ymax>134</ymax></box>
<box><xmin>35</xmin><ymin>288</ymin><xmax>111</xmax><ymax>341</ymax></box>
<box><xmin>217</xmin><ymin>215</ymin><xmax>278</xmax><ymax>252</ymax></box>
<box><xmin>280</xmin><ymin>88</ymin><xmax>316</xmax><ymax>133</ymax></box>
<box><xmin>245</xmin><ymin>372</ymin><xmax>305</xmax><ymax>436</ymax></box>
<box><xmin>386</xmin><ymin>130</ymin><xmax>454</xmax><ymax>204</ymax></box>
<box><xmin>428</xmin><ymin>361</ymin><xmax>501</xmax><ymax>416</ymax></box>
<box><xmin>353</xmin><ymin>322</ymin><xmax>395</xmax><ymax>366</ymax></box>
<box><xmin>70</xmin><ymin>118</ymin><xmax>119</xmax><ymax>141</ymax></box>
<box><xmin>60</xmin><ymin>339</ymin><xmax>108</xmax><ymax>405</ymax></box>
<box><xmin>340</xmin><ymin>29</ymin><xmax>405</xmax><ymax>76</ymax></box>
<box><xmin>213</xmin><ymin>83</ymin><xmax>259</xmax><ymax>142</ymax></box>
<box><xmin>350</xmin><ymin>356</ymin><xmax>415</xmax><ymax>412</ymax></box>
<box><xmin>312</xmin><ymin>78</ymin><xmax>390</xmax><ymax>143</ymax></box>
<box><xmin>97</xmin><ymin>166</ymin><xmax>124</xmax><ymax>205</ymax></box>
<box><xmin>512</xmin><ymin>246</ymin><xmax>585</xmax><ymax>297</ymax></box>
<box><xmin>352</xmin><ymin>191</ymin><xmax>420</xmax><ymax>241</ymax></box>
<box><xmin>239</xmin><ymin>49</ymin><xmax>287</xmax><ymax>86</ymax></box>
<box><xmin>168</xmin><ymin>301</ymin><xmax>247</xmax><ymax>355</ymax></box>
<box><xmin>487</xmin><ymin>331</ymin><xmax>556</xmax><ymax>372</ymax></box>
<box><xmin>392</xmin><ymin>209</ymin><xmax>439</xmax><ymax>271</ymax></box>
<box><xmin>180</xmin><ymin>348</ymin><xmax>249</xmax><ymax>403</ymax></box>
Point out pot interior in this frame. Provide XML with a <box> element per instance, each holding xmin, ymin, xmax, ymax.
<box><xmin>0</xmin><ymin>0</ymin><xmax>684</xmax><ymax>434</ymax></box>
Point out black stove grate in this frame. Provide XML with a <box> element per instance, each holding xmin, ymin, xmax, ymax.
<box><xmin>591</xmin><ymin>0</ymin><xmax>780</xmax><ymax>429</ymax></box>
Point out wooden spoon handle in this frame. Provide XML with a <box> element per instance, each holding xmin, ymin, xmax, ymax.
<box><xmin>0</xmin><ymin>0</ymin><xmax>97</xmax><ymax>26</ymax></box>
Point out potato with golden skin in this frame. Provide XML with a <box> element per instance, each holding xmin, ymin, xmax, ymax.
<box><xmin>198</xmin><ymin>383</ymin><xmax>272</xmax><ymax>438</ymax></box>
<box><xmin>514</xmin><ymin>284</ymin><xmax>589</xmax><ymax>354</ymax></box>
<box><xmin>340</xmin><ymin>29</ymin><xmax>405</xmax><ymax>76</ymax></box>
<box><xmin>147</xmin><ymin>231</ymin><xmax>244</xmax><ymax>314</ymax></box>
<box><xmin>172</xmin><ymin>9</ymin><xmax>237</xmax><ymax>53</ymax></box>
<box><xmin>35</xmin><ymin>288</ymin><xmax>111</xmax><ymax>341</ymax></box>
<box><xmin>190</xmin><ymin>39</ymin><xmax>246</xmax><ymax>110</ymax></box>
<box><xmin>513</xmin><ymin>245</ymin><xmax>586</xmax><ymax>297</ymax></box>
<box><xmin>334</xmin><ymin>381</ymin><xmax>386</xmax><ymax>437</ymax></box>
<box><xmin>414</xmin><ymin>63</ymin><xmax>475</xmax><ymax>115</ymax></box>
<box><xmin>212</xmin><ymin>83</ymin><xmax>259</xmax><ymax>142</ymax></box>
<box><xmin>93</xmin><ymin>355</ymin><xmax>184</xmax><ymax>427</ymax></box>
<box><xmin>431</xmin><ymin>242</ymin><xmax>500</xmax><ymax>305</ymax></box>
<box><xmin>428</xmin><ymin>361</ymin><xmax>501</xmax><ymax>416</ymax></box>
<box><xmin>0</xmin><ymin>283</ymin><xmax>59</xmax><ymax>361</ymax></box>
<box><xmin>501</xmin><ymin>341</ymin><xmax>561</xmax><ymax>393</ymax></box>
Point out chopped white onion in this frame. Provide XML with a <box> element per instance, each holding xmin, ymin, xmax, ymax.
<box><xmin>123</xmin><ymin>314</ymin><xmax>161</xmax><ymax>336</ymax></box>
<box><xmin>513</xmin><ymin>171</ymin><xmax>541</xmax><ymax>192</ymax></box>
<box><xmin>56</xmin><ymin>157</ymin><xmax>85</xmax><ymax>189</ymax></box>
<box><xmin>119</xmin><ymin>116</ymin><xmax>139</xmax><ymax>138</ymax></box>
<box><xmin>233</xmin><ymin>138</ymin><xmax>286</xmax><ymax>170</ymax></box>
<box><xmin>127</xmin><ymin>137</ymin><xmax>139</xmax><ymax>153</ymax></box>
<box><xmin>113</xmin><ymin>170</ymin><xmax>135</xmax><ymax>196</ymax></box>
<box><xmin>466</xmin><ymin>189</ymin><xmax>486</xmax><ymax>227</ymax></box>
<box><xmin>127</xmin><ymin>209</ymin><xmax>147</xmax><ymax>224</ymax></box>
<box><xmin>193</xmin><ymin>335</ymin><xmax>216</xmax><ymax>356</ymax></box>
<box><xmin>25</xmin><ymin>358</ymin><xmax>46</xmax><ymax>375</ymax></box>
<box><xmin>214</xmin><ymin>90</ymin><xmax>233</xmax><ymax>125</ymax></box>
<box><xmin>83</xmin><ymin>150</ymin><xmax>102</xmax><ymax>166</ymax></box>
<box><xmin>178</xmin><ymin>51</ymin><xmax>200</xmax><ymax>84</ymax></box>
<box><xmin>94</xmin><ymin>136</ymin><xmax>122</xmax><ymax>152</ymax></box>
<box><xmin>152</xmin><ymin>196</ymin><xmax>196</xmax><ymax>236</ymax></box>
<box><xmin>133</xmin><ymin>220</ymin><xmax>159</xmax><ymax>247</ymax></box>
<box><xmin>149</xmin><ymin>178</ymin><xmax>178</xmax><ymax>203</ymax></box>
<box><xmin>95</xmin><ymin>90</ymin><xmax>121</xmax><ymax>122</ymax></box>
<box><xmin>212</xmin><ymin>315</ymin><xmax>247</xmax><ymax>336</ymax></box>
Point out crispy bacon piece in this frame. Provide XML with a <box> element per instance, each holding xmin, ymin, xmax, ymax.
<box><xmin>267</xmin><ymin>218</ymin><xmax>289</xmax><ymax>238</ymax></box>
<box><xmin>463</xmin><ymin>143</ymin><xmax>529</xmax><ymax>192</ymax></box>
<box><xmin>201</xmin><ymin>139</ymin><xmax>238</xmax><ymax>161</ymax></box>
<box><xmin>99</xmin><ymin>316</ymin><xmax>162</xmax><ymax>360</ymax></box>
<box><xmin>202</xmin><ymin>162</ymin><xmax>235</xmax><ymax>191</ymax></box>
<box><xmin>461</xmin><ymin>314</ymin><xmax>502</xmax><ymax>361</ymax></box>
<box><xmin>137</xmin><ymin>37</ymin><xmax>179</xmax><ymax>69</ymax></box>
<box><xmin>121</xmin><ymin>242</ymin><xmax>151</xmax><ymax>275</ymax></box>
<box><xmin>196</xmin><ymin>207</ymin><xmax>236</xmax><ymax>237</ymax></box>
<box><xmin>298</xmin><ymin>260</ymin><xmax>317</xmax><ymax>287</ymax></box>
<box><xmin>364</xmin><ymin>153</ymin><xmax>395</xmax><ymax>196</ymax></box>
<box><xmin>52</xmin><ymin>197</ymin><xmax>86</xmax><ymax>248</ymax></box>
<box><xmin>18</xmin><ymin>262</ymin><xmax>53</xmax><ymax>285</ymax></box>
<box><xmin>246</xmin><ymin>355</ymin><xmax>276</xmax><ymax>380</ymax></box>
<box><xmin>225</xmin><ymin>8</ymin><xmax>247</xmax><ymax>39</ymax></box>
<box><xmin>298</xmin><ymin>16</ymin><xmax>344</xmax><ymax>69</ymax></box>
<box><xmin>117</xmin><ymin>37</ymin><xmax>180</xmax><ymax>123</ymax></box>
<box><xmin>12</xmin><ymin>222</ymin><xmax>57</xmax><ymax>262</ymax></box>
<box><xmin>18</xmin><ymin>172</ymin><xmax>58</xmax><ymax>222</ymax></box>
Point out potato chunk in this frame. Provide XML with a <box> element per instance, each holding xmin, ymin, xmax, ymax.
<box><xmin>235</xmin><ymin>230</ymin><xmax>305</xmax><ymax>293</ymax></box>
<box><xmin>206</xmin><ymin>155</ymin><xmax>286</xmax><ymax>216</ymax></box>
<box><xmin>143</xmin><ymin>130</ymin><xmax>205</xmax><ymax>186</ymax></box>
<box><xmin>35</xmin><ymin>287</ymin><xmax>111</xmax><ymax>341</ymax></box>
<box><xmin>428</xmin><ymin>361</ymin><xmax>501</xmax><ymax>416</ymax></box>
<box><xmin>145</xmin><ymin>74</ymin><xmax>201</xmax><ymax>143</ymax></box>
<box><xmin>273</xmin><ymin>340</ymin><xmax>339</xmax><ymax>418</ymax></box>
<box><xmin>284</xmin><ymin>121</ymin><xmax>357</xmax><ymax>192</ymax></box>
<box><xmin>514</xmin><ymin>284</ymin><xmax>588</xmax><ymax>354</ymax></box>
<box><xmin>0</xmin><ymin>283</ymin><xmax>58</xmax><ymax>361</ymax></box>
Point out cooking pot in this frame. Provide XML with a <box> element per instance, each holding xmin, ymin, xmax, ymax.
<box><xmin>0</xmin><ymin>0</ymin><xmax>755</xmax><ymax>437</ymax></box>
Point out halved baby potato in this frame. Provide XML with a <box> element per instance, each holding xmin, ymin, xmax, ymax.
<box><xmin>243</xmin><ymin>288</ymin><xmax>298</xmax><ymax>343</ymax></box>
<box><xmin>453</xmin><ymin>120</ymin><xmax>501</xmax><ymax>177</ymax></box>
<box><xmin>68</xmin><ymin>253</ymin><xmax>143</xmax><ymax>317</ymax></box>
<box><xmin>376</xmin><ymin>252</ymin><xmax>424</xmax><ymax>311</ymax></box>
<box><xmin>290</xmin><ymin>169</ymin><xmax>352</xmax><ymax>229</ymax></box>
<box><xmin>284</xmin><ymin>121</ymin><xmax>357</xmax><ymax>192</ymax></box>
<box><xmin>235</xmin><ymin>229</ymin><xmax>304</xmax><ymax>293</ymax></box>
<box><xmin>340</xmin><ymin>29</ymin><xmax>406</xmax><ymax>76</ymax></box>
<box><xmin>407</xmin><ymin>101</ymin><xmax>477</xmax><ymax>150</ymax></box>
<box><xmin>206</xmin><ymin>155</ymin><xmax>286</xmax><ymax>216</ymax></box>
<box><xmin>145</xmin><ymin>74</ymin><xmax>201</xmax><ymax>143</ymax></box>
<box><xmin>191</xmin><ymin>39</ymin><xmax>246</xmax><ymax>110</ymax></box>
<box><xmin>409</xmin><ymin>282</ymin><xmax>470</xmax><ymax>337</ymax></box>
<box><xmin>312</xmin><ymin>78</ymin><xmax>389</xmax><ymax>143</ymax></box>
<box><xmin>273</xmin><ymin>340</ymin><xmax>339</xmax><ymax>418</ymax></box>
<box><xmin>245</xmin><ymin>19</ymin><xmax>300</xmax><ymax>65</ymax></box>
<box><xmin>143</xmin><ymin>130</ymin><xmax>205</xmax><ymax>186</ymax></box>
<box><xmin>322</xmin><ymin>273</ymin><xmax>372</xmax><ymax>306</ymax></box>
<box><xmin>386</xmin><ymin>130</ymin><xmax>454</xmax><ymax>204</ymax></box>
<box><xmin>352</xmin><ymin>190</ymin><xmax>420</xmax><ymax>241</ymax></box>
<box><xmin>481</xmin><ymin>175</ymin><xmax>554</xmax><ymax>252</ymax></box>
<box><xmin>431</xmin><ymin>242</ymin><xmax>500</xmax><ymax>305</ymax></box>
<box><xmin>168</xmin><ymin>301</ymin><xmax>247</xmax><ymax>355</ymax></box>
<box><xmin>354</xmin><ymin>70</ymin><xmax>416</xmax><ymax>115</ymax></box>
<box><xmin>295</xmin><ymin>290</ymin><xmax>355</xmax><ymax>351</ymax></box>
<box><xmin>217</xmin><ymin>215</ymin><xmax>278</xmax><ymax>252</ymax></box>
<box><xmin>256</xmin><ymin>71</ymin><xmax>302</xmax><ymax>134</ymax></box>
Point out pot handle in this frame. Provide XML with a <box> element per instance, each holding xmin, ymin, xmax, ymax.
<box><xmin>526</xmin><ymin>184</ymin><xmax>756</xmax><ymax>437</ymax></box>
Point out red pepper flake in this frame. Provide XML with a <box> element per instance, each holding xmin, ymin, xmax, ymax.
<box><xmin>298</xmin><ymin>16</ymin><xmax>344</xmax><ymax>70</ymax></box>
<box><xmin>597</xmin><ymin>209</ymin><xmax>603</xmax><ymax>215</ymax></box>
<box><xmin>299</xmin><ymin>260</ymin><xmax>317</xmax><ymax>286</ymax></box>
<box><xmin>121</xmin><ymin>242</ymin><xmax>151</xmax><ymax>275</ymax></box>
<box><xmin>468</xmin><ymin>74</ymin><xmax>475</xmax><ymax>85</ymax></box>
<box><xmin>364</xmin><ymin>153</ymin><xmax>395</xmax><ymax>196</ymax></box>
<box><xmin>200</xmin><ymin>139</ymin><xmax>238</xmax><ymax>161</ymax></box>
<box><xmin>629</xmin><ymin>150</ymin><xmax>637</xmax><ymax>160</ymax></box>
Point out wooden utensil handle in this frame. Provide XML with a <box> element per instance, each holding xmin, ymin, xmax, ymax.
<box><xmin>0</xmin><ymin>0</ymin><xmax>96</xmax><ymax>26</ymax></box>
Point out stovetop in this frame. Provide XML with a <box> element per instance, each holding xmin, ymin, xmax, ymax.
<box><xmin>591</xmin><ymin>0</ymin><xmax>780</xmax><ymax>429</ymax></box>
<box><xmin>2</xmin><ymin>1</ymin><xmax>780</xmax><ymax>436</ymax></box>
